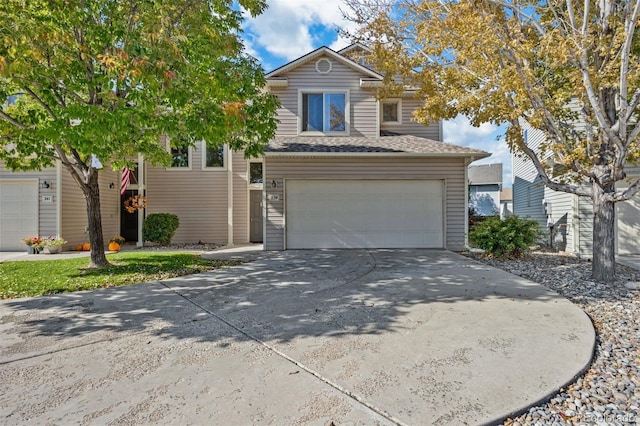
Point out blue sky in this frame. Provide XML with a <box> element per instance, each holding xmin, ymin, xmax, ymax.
<box><xmin>241</xmin><ymin>1</ymin><xmax>511</xmax><ymax>186</ymax></box>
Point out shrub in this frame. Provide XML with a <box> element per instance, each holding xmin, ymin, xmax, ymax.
<box><xmin>143</xmin><ymin>213</ymin><xmax>180</xmax><ymax>245</ymax></box>
<box><xmin>469</xmin><ymin>215</ymin><xmax>540</xmax><ymax>258</ymax></box>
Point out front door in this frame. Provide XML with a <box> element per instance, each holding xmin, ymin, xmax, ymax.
<box><xmin>120</xmin><ymin>189</ymin><xmax>139</xmax><ymax>242</ymax></box>
<box><xmin>250</xmin><ymin>190</ymin><xmax>263</xmax><ymax>243</ymax></box>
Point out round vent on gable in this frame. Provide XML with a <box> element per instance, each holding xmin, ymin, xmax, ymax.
<box><xmin>315</xmin><ymin>58</ymin><xmax>332</xmax><ymax>74</ymax></box>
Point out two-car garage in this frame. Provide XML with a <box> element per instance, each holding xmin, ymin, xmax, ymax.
<box><xmin>285</xmin><ymin>179</ymin><xmax>444</xmax><ymax>249</ymax></box>
<box><xmin>261</xmin><ymin>136</ymin><xmax>492</xmax><ymax>252</ymax></box>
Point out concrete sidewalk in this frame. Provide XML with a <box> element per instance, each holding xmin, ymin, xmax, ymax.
<box><xmin>0</xmin><ymin>249</ymin><xmax>594</xmax><ymax>425</ymax></box>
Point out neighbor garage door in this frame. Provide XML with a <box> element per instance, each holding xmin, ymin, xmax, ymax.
<box><xmin>0</xmin><ymin>180</ymin><xmax>39</xmax><ymax>251</ymax></box>
<box><xmin>286</xmin><ymin>179</ymin><xmax>444</xmax><ymax>249</ymax></box>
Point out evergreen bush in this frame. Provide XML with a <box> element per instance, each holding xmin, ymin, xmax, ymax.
<box><xmin>469</xmin><ymin>215</ymin><xmax>540</xmax><ymax>258</ymax></box>
<box><xmin>143</xmin><ymin>213</ymin><xmax>180</xmax><ymax>245</ymax></box>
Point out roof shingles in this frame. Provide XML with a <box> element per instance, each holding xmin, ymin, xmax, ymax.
<box><xmin>266</xmin><ymin>135</ymin><xmax>490</xmax><ymax>158</ymax></box>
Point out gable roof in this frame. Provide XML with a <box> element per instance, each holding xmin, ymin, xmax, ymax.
<box><xmin>337</xmin><ymin>42</ymin><xmax>372</xmax><ymax>55</ymax></box>
<box><xmin>468</xmin><ymin>163</ymin><xmax>503</xmax><ymax>185</ymax></box>
<box><xmin>265</xmin><ymin>46</ymin><xmax>383</xmax><ymax>80</ymax></box>
<box><xmin>266</xmin><ymin>135</ymin><xmax>490</xmax><ymax>159</ymax></box>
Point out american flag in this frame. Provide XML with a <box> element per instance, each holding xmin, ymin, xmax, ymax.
<box><xmin>120</xmin><ymin>167</ymin><xmax>131</xmax><ymax>195</ymax></box>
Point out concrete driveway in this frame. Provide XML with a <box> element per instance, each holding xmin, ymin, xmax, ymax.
<box><xmin>0</xmin><ymin>249</ymin><xmax>594</xmax><ymax>425</ymax></box>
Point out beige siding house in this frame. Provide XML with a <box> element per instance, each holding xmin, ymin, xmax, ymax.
<box><xmin>0</xmin><ymin>44</ymin><xmax>489</xmax><ymax>252</ymax></box>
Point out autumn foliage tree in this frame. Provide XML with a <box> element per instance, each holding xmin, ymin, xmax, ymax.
<box><xmin>344</xmin><ymin>0</ymin><xmax>640</xmax><ymax>281</ymax></box>
<box><xmin>0</xmin><ymin>0</ymin><xmax>278</xmax><ymax>267</ymax></box>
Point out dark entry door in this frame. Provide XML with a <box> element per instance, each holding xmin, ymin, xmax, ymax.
<box><xmin>250</xmin><ymin>190</ymin><xmax>263</xmax><ymax>243</ymax></box>
<box><xmin>120</xmin><ymin>190</ymin><xmax>139</xmax><ymax>242</ymax></box>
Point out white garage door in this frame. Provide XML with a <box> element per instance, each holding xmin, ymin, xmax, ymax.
<box><xmin>0</xmin><ymin>180</ymin><xmax>39</xmax><ymax>251</ymax></box>
<box><xmin>286</xmin><ymin>179</ymin><xmax>444</xmax><ymax>249</ymax></box>
<box><xmin>617</xmin><ymin>185</ymin><xmax>640</xmax><ymax>254</ymax></box>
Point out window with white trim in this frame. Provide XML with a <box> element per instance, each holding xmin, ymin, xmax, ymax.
<box><xmin>167</xmin><ymin>136</ymin><xmax>191</xmax><ymax>169</ymax></box>
<box><xmin>300</xmin><ymin>91</ymin><xmax>349</xmax><ymax>134</ymax></box>
<box><xmin>203</xmin><ymin>143</ymin><xmax>225</xmax><ymax>169</ymax></box>
<box><xmin>381</xmin><ymin>99</ymin><xmax>402</xmax><ymax>124</ymax></box>
<box><xmin>249</xmin><ymin>162</ymin><xmax>263</xmax><ymax>185</ymax></box>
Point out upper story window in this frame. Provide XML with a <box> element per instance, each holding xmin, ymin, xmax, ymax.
<box><xmin>167</xmin><ymin>136</ymin><xmax>191</xmax><ymax>169</ymax></box>
<box><xmin>299</xmin><ymin>90</ymin><xmax>349</xmax><ymax>135</ymax></box>
<box><xmin>203</xmin><ymin>143</ymin><xmax>225</xmax><ymax>169</ymax></box>
<box><xmin>381</xmin><ymin>99</ymin><xmax>402</xmax><ymax>124</ymax></box>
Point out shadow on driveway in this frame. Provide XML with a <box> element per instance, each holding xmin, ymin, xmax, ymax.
<box><xmin>0</xmin><ymin>249</ymin><xmax>594</xmax><ymax>425</ymax></box>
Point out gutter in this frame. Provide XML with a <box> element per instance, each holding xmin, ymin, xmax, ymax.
<box><xmin>265</xmin><ymin>152</ymin><xmax>491</xmax><ymax>159</ymax></box>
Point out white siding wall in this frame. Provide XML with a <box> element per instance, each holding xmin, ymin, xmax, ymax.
<box><xmin>577</xmin><ymin>195</ymin><xmax>594</xmax><ymax>256</ymax></box>
<box><xmin>543</xmin><ymin>186</ymin><xmax>575</xmax><ymax>253</ymax></box>
<box><xmin>264</xmin><ymin>156</ymin><xmax>467</xmax><ymax>251</ymax></box>
<box><xmin>0</xmin><ymin>163</ymin><xmax>58</xmax><ymax>238</ymax></box>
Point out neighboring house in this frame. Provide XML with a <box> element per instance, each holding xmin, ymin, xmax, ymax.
<box><xmin>468</xmin><ymin>163</ymin><xmax>502</xmax><ymax>216</ymax></box>
<box><xmin>500</xmin><ymin>187</ymin><xmax>513</xmax><ymax>219</ymax></box>
<box><xmin>0</xmin><ymin>44</ymin><xmax>490</xmax><ymax>251</ymax></box>
<box><xmin>513</xmin><ymin>120</ymin><xmax>640</xmax><ymax>255</ymax></box>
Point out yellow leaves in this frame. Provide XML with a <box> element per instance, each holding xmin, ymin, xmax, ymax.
<box><xmin>174</xmin><ymin>34</ymin><xmax>188</xmax><ymax>43</ymax></box>
<box><xmin>97</xmin><ymin>53</ymin><xmax>117</xmax><ymax>68</ymax></box>
<box><xmin>0</xmin><ymin>56</ymin><xmax>5</xmax><ymax>74</ymax></box>
<box><xmin>222</xmin><ymin>101</ymin><xmax>246</xmax><ymax>121</ymax></box>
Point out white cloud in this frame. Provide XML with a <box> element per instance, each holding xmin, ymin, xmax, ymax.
<box><xmin>443</xmin><ymin>116</ymin><xmax>513</xmax><ymax>186</ymax></box>
<box><xmin>243</xmin><ymin>0</ymin><xmax>356</xmax><ymax>65</ymax></box>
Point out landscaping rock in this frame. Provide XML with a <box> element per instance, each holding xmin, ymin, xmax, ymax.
<box><xmin>625</xmin><ymin>281</ymin><xmax>640</xmax><ymax>290</ymax></box>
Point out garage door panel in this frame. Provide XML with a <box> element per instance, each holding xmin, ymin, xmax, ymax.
<box><xmin>286</xmin><ymin>180</ymin><xmax>444</xmax><ymax>249</ymax></box>
<box><xmin>0</xmin><ymin>180</ymin><xmax>39</xmax><ymax>251</ymax></box>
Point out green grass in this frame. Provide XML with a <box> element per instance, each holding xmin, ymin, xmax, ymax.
<box><xmin>0</xmin><ymin>251</ymin><xmax>243</xmax><ymax>299</ymax></box>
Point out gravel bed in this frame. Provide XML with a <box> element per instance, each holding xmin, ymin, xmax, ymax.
<box><xmin>464</xmin><ymin>252</ymin><xmax>640</xmax><ymax>425</ymax></box>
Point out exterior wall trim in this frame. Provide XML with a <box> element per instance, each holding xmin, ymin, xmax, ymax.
<box><xmin>265</xmin><ymin>46</ymin><xmax>383</xmax><ymax>80</ymax></box>
<box><xmin>227</xmin><ymin>149</ymin><xmax>234</xmax><ymax>245</ymax></box>
<box><xmin>56</xmin><ymin>160</ymin><xmax>62</xmax><ymax>236</ymax></box>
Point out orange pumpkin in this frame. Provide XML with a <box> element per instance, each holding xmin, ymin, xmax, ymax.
<box><xmin>74</xmin><ymin>244</ymin><xmax>83</xmax><ymax>251</ymax></box>
<box><xmin>83</xmin><ymin>242</ymin><xmax>91</xmax><ymax>251</ymax></box>
<box><xmin>108</xmin><ymin>242</ymin><xmax>120</xmax><ymax>252</ymax></box>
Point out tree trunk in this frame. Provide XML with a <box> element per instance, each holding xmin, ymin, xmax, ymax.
<box><xmin>592</xmin><ymin>181</ymin><xmax>616</xmax><ymax>281</ymax></box>
<box><xmin>85</xmin><ymin>168</ymin><xmax>110</xmax><ymax>268</ymax></box>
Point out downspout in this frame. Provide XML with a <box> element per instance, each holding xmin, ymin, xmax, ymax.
<box><xmin>227</xmin><ymin>149</ymin><xmax>234</xmax><ymax>245</ymax></box>
<box><xmin>376</xmin><ymin>99</ymin><xmax>380</xmax><ymax>138</ymax></box>
<box><xmin>465</xmin><ymin>157</ymin><xmax>472</xmax><ymax>248</ymax></box>
<box><xmin>262</xmin><ymin>158</ymin><xmax>267</xmax><ymax>251</ymax></box>
<box><xmin>137</xmin><ymin>154</ymin><xmax>145</xmax><ymax>247</ymax></box>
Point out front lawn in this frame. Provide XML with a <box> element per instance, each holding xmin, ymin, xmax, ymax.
<box><xmin>0</xmin><ymin>251</ymin><xmax>242</xmax><ymax>299</ymax></box>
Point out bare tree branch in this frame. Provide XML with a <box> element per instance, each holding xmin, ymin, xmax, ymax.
<box><xmin>0</xmin><ymin>110</ymin><xmax>29</xmax><ymax>129</ymax></box>
<box><xmin>23</xmin><ymin>86</ymin><xmax>57</xmax><ymax>120</ymax></box>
